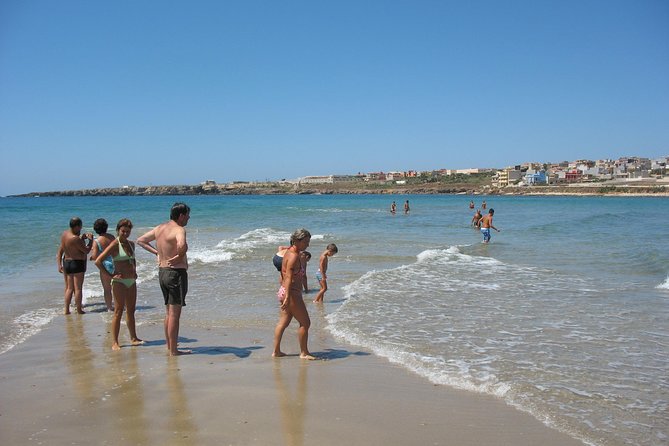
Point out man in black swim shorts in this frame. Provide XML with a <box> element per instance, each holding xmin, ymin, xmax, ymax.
<box><xmin>159</xmin><ymin>268</ymin><xmax>188</xmax><ymax>306</ymax></box>
<box><xmin>138</xmin><ymin>202</ymin><xmax>192</xmax><ymax>356</ymax></box>
<box><xmin>57</xmin><ymin>217</ymin><xmax>93</xmax><ymax>314</ymax></box>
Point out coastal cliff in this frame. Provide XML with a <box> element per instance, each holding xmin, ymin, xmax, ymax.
<box><xmin>9</xmin><ymin>181</ymin><xmax>668</xmax><ymax>197</ymax></box>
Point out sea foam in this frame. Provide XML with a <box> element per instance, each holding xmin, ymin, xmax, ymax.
<box><xmin>1</xmin><ymin>309</ymin><xmax>57</xmax><ymax>355</ymax></box>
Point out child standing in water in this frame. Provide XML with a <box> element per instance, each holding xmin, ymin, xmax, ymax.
<box><xmin>313</xmin><ymin>244</ymin><xmax>338</xmax><ymax>303</ymax></box>
<box><xmin>301</xmin><ymin>251</ymin><xmax>311</xmax><ymax>292</ymax></box>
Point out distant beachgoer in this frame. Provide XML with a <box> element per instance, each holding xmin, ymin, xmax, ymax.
<box><xmin>95</xmin><ymin>218</ymin><xmax>143</xmax><ymax>351</ymax></box>
<box><xmin>137</xmin><ymin>202</ymin><xmax>191</xmax><ymax>356</ymax></box>
<box><xmin>480</xmin><ymin>209</ymin><xmax>500</xmax><ymax>243</ymax></box>
<box><xmin>404</xmin><ymin>200</ymin><xmax>410</xmax><ymax>214</ymax></box>
<box><xmin>469</xmin><ymin>200</ymin><xmax>475</xmax><ymax>209</ymax></box>
<box><xmin>471</xmin><ymin>209</ymin><xmax>483</xmax><ymax>228</ymax></box>
<box><xmin>90</xmin><ymin>218</ymin><xmax>115</xmax><ymax>312</ymax></box>
<box><xmin>273</xmin><ymin>228</ymin><xmax>316</xmax><ymax>359</ymax></box>
<box><xmin>313</xmin><ymin>243</ymin><xmax>338</xmax><ymax>303</ymax></box>
<box><xmin>301</xmin><ymin>251</ymin><xmax>311</xmax><ymax>292</ymax></box>
<box><xmin>390</xmin><ymin>201</ymin><xmax>397</xmax><ymax>214</ymax></box>
<box><xmin>57</xmin><ymin>217</ymin><xmax>93</xmax><ymax>314</ymax></box>
<box><xmin>481</xmin><ymin>200</ymin><xmax>487</xmax><ymax>210</ymax></box>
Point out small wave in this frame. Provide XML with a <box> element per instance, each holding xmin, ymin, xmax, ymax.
<box><xmin>1</xmin><ymin>308</ymin><xmax>57</xmax><ymax>355</ymax></box>
<box><xmin>189</xmin><ymin>249</ymin><xmax>234</xmax><ymax>264</ymax></box>
<box><xmin>216</xmin><ymin>228</ymin><xmax>289</xmax><ymax>252</ymax></box>
<box><xmin>656</xmin><ymin>276</ymin><xmax>669</xmax><ymax>290</ymax></box>
<box><xmin>326</xmin><ymin>321</ymin><xmax>510</xmax><ymax>397</ymax></box>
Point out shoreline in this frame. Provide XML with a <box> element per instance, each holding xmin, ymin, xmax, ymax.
<box><xmin>1</xmin><ymin>313</ymin><xmax>586</xmax><ymax>446</ymax></box>
<box><xmin>6</xmin><ymin>182</ymin><xmax>669</xmax><ymax>198</ymax></box>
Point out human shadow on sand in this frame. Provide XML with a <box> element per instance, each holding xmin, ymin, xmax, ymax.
<box><xmin>142</xmin><ymin>336</ymin><xmax>198</xmax><ymax>347</ymax></box>
<box><xmin>313</xmin><ymin>349</ymin><xmax>371</xmax><ymax>360</ymax></box>
<box><xmin>189</xmin><ymin>345</ymin><xmax>264</xmax><ymax>358</ymax></box>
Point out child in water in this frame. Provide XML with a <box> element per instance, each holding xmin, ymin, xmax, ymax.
<box><xmin>301</xmin><ymin>251</ymin><xmax>311</xmax><ymax>292</ymax></box>
<box><xmin>313</xmin><ymin>244</ymin><xmax>338</xmax><ymax>303</ymax></box>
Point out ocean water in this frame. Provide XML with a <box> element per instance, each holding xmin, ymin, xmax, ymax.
<box><xmin>0</xmin><ymin>194</ymin><xmax>667</xmax><ymax>445</ymax></box>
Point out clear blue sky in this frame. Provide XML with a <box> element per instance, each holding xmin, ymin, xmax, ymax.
<box><xmin>1</xmin><ymin>0</ymin><xmax>668</xmax><ymax>196</ymax></box>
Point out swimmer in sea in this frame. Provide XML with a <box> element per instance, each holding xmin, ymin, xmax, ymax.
<box><xmin>471</xmin><ymin>209</ymin><xmax>483</xmax><ymax>228</ymax></box>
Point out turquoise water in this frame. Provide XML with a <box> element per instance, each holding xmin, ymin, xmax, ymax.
<box><xmin>0</xmin><ymin>194</ymin><xmax>667</xmax><ymax>445</ymax></box>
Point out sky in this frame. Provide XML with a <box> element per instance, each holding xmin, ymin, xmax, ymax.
<box><xmin>1</xmin><ymin>0</ymin><xmax>668</xmax><ymax>196</ymax></box>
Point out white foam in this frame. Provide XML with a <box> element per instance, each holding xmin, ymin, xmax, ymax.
<box><xmin>1</xmin><ymin>308</ymin><xmax>57</xmax><ymax>355</ymax></box>
<box><xmin>656</xmin><ymin>275</ymin><xmax>669</xmax><ymax>290</ymax></box>
<box><xmin>188</xmin><ymin>249</ymin><xmax>234</xmax><ymax>264</ymax></box>
<box><xmin>326</xmin><ymin>321</ymin><xmax>510</xmax><ymax>397</ymax></box>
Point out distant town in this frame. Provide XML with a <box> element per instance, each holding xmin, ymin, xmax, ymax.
<box><xmin>10</xmin><ymin>155</ymin><xmax>669</xmax><ymax>197</ymax></box>
<box><xmin>269</xmin><ymin>155</ymin><xmax>669</xmax><ymax>188</ymax></box>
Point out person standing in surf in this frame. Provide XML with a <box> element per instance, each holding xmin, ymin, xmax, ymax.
<box><xmin>90</xmin><ymin>218</ymin><xmax>115</xmax><ymax>312</ymax></box>
<box><xmin>480</xmin><ymin>208</ymin><xmax>500</xmax><ymax>243</ymax></box>
<box><xmin>94</xmin><ymin>218</ymin><xmax>143</xmax><ymax>351</ymax></box>
<box><xmin>273</xmin><ymin>228</ymin><xmax>317</xmax><ymax>360</ymax></box>
<box><xmin>57</xmin><ymin>217</ymin><xmax>93</xmax><ymax>315</ymax></box>
<box><xmin>137</xmin><ymin>202</ymin><xmax>191</xmax><ymax>356</ymax></box>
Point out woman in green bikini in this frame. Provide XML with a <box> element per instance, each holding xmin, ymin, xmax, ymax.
<box><xmin>95</xmin><ymin>218</ymin><xmax>143</xmax><ymax>351</ymax></box>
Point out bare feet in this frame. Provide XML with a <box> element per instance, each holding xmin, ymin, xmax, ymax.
<box><xmin>169</xmin><ymin>349</ymin><xmax>192</xmax><ymax>356</ymax></box>
<box><xmin>300</xmin><ymin>353</ymin><xmax>318</xmax><ymax>360</ymax></box>
<box><xmin>64</xmin><ymin>310</ymin><xmax>71</xmax><ymax>315</ymax></box>
<box><xmin>272</xmin><ymin>351</ymin><xmax>287</xmax><ymax>358</ymax></box>
<box><xmin>112</xmin><ymin>343</ymin><xmax>121</xmax><ymax>351</ymax></box>
<box><xmin>76</xmin><ymin>309</ymin><xmax>86</xmax><ymax>314</ymax></box>
<box><xmin>131</xmin><ymin>339</ymin><xmax>145</xmax><ymax>346</ymax></box>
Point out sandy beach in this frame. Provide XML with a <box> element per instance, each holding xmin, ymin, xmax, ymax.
<box><xmin>1</xmin><ymin>313</ymin><xmax>584</xmax><ymax>446</ymax></box>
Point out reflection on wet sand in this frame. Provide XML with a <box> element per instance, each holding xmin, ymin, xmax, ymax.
<box><xmin>274</xmin><ymin>361</ymin><xmax>308</xmax><ymax>446</ymax></box>
<box><xmin>164</xmin><ymin>360</ymin><xmax>198</xmax><ymax>445</ymax></box>
<box><xmin>65</xmin><ymin>316</ymin><xmax>96</xmax><ymax>402</ymax></box>
<box><xmin>104</xmin><ymin>328</ymin><xmax>150</xmax><ymax>445</ymax></box>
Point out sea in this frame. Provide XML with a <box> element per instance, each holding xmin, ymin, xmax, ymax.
<box><xmin>0</xmin><ymin>194</ymin><xmax>667</xmax><ymax>446</ymax></box>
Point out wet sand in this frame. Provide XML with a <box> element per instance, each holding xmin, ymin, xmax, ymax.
<box><xmin>0</xmin><ymin>315</ymin><xmax>585</xmax><ymax>445</ymax></box>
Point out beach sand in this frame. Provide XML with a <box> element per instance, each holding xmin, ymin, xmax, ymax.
<box><xmin>0</xmin><ymin>314</ymin><xmax>584</xmax><ymax>446</ymax></box>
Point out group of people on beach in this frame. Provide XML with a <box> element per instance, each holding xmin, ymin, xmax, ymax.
<box><xmin>56</xmin><ymin>202</ymin><xmax>339</xmax><ymax>359</ymax></box>
<box><xmin>57</xmin><ymin>203</ymin><xmax>192</xmax><ymax>355</ymax></box>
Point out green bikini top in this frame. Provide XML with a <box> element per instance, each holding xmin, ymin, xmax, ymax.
<box><xmin>113</xmin><ymin>240</ymin><xmax>135</xmax><ymax>262</ymax></box>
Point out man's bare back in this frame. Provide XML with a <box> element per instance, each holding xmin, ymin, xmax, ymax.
<box><xmin>137</xmin><ymin>220</ymin><xmax>188</xmax><ymax>269</ymax></box>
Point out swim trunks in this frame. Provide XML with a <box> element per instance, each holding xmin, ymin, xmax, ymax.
<box><xmin>63</xmin><ymin>259</ymin><xmax>87</xmax><ymax>274</ymax></box>
<box><xmin>481</xmin><ymin>227</ymin><xmax>491</xmax><ymax>243</ymax></box>
<box><xmin>159</xmin><ymin>268</ymin><xmax>188</xmax><ymax>306</ymax></box>
<box><xmin>273</xmin><ymin>254</ymin><xmax>283</xmax><ymax>272</ymax></box>
<box><xmin>315</xmin><ymin>271</ymin><xmax>323</xmax><ymax>282</ymax></box>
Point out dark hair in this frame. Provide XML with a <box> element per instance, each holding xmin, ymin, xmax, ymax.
<box><xmin>93</xmin><ymin>218</ymin><xmax>108</xmax><ymax>235</ymax></box>
<box><xmin>327</xmin><ymin>243</ymin><xmax>338</xmax><ymax>253</ymax></box>
<box><xmin>69</xmin><ymin>217</ymin><xmax>82</xmax><ymax>229</ymax></box>
<box><xmin>116</xmin><ymin>218</ymin><xmax>133</xmax><ymax>233</ymax></box>
<box><xmin>290</xmin><ymin>228</ymin><xmax>311</xmax><ymax>244</ymax></box>
<box><xmin>489</xmin><ymin>209</ymin><xmax>495</xmax><ymax>214</ymax></box>
<box><xmin>302</xmin><ymin>251</ymin><xmax>312</xmax><ymax>260</ymax></box>
<box><xmin>170</xmin><ymin>202</ymin><xmax>191</xmax><ymax>221</ymax></box>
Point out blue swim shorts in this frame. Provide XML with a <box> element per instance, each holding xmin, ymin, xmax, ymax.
<box><xmin>480</xmin><ymin>227</ymin><xmax>491</xmax><ymax>243</ymax></box>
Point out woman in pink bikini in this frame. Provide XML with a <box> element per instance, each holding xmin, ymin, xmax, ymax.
<box><xmin>95</xmin><ymin>218</ymin><xmax>143</xmax><ymax>351</ymax></box>
<box><xmin>273</xmin><ymin>228</ymin><xmax>316</xmax><ymax>360</ymax></box>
